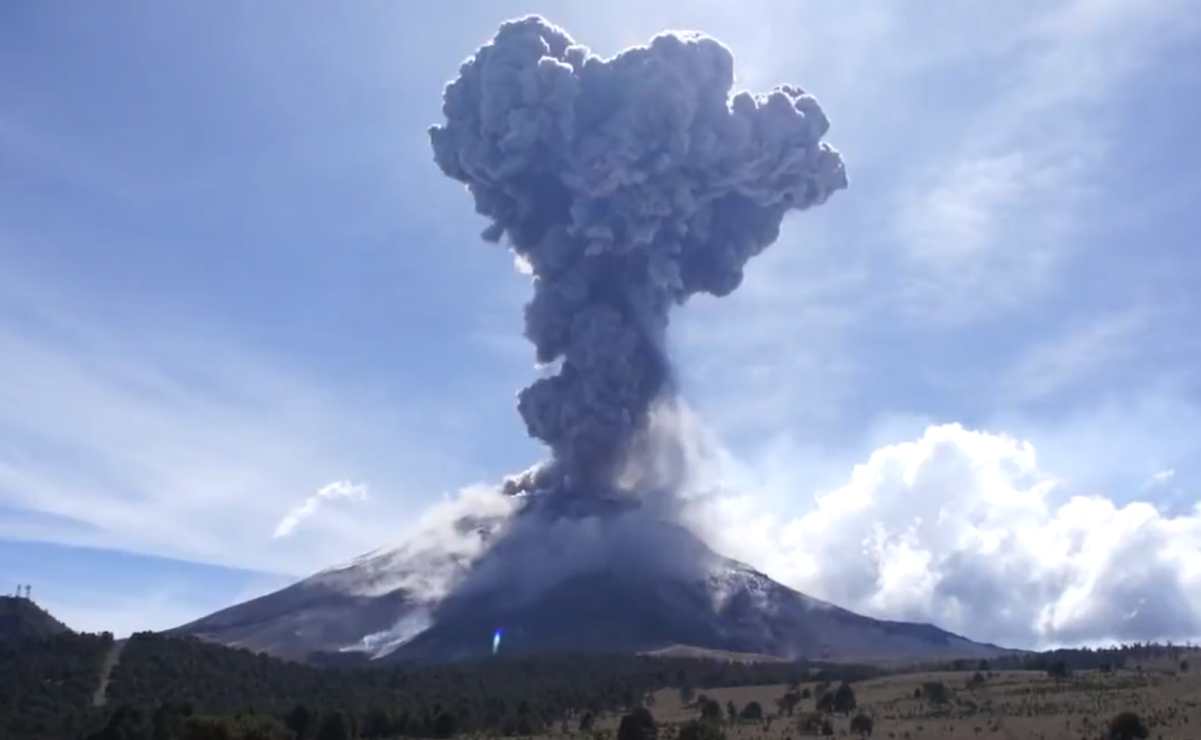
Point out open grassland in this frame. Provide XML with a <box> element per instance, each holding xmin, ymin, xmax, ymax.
<box><xmin>573</xmin><ymin>660</ymin><xmax>1201</xmax><ymax>740</ymax></box>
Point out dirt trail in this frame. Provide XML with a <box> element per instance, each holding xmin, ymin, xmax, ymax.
<box><xmin>91</xmin><ymin>638</ymin><xmax>127</xmax><ymax>708</ymax></box>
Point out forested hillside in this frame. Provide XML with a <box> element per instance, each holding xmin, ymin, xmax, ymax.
<box><xmin>0</xmin><ymin>631</ymin><xmax>112</xmax><ymax>738</ymax></box>
<box><xmin>0</xmin><ymin>596</ymin><xmax>71</xmax><ymax>642</ymax></box>
<box><xmin>1</xmin><ymin>625</ymin><xmax>1191</xmax><ymax>739</ymax></box>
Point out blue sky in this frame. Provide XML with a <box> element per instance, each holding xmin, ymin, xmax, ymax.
<box><xmin>2</xmin><ymin>1</ymin><xmax>1200</xmax><ymax>645</ymax></box>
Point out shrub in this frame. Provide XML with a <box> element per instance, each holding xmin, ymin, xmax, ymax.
<box><xmin>739</xmin><ymin>702</ymin><xmax>763</xmax><ymax>721</ymax></box>
<box><xmin>850</xmin><ymin>713</ymin><xmax>874</xmax><ymax>737</ymax></box>
<box><xmin>677</xmin><ymin>719</ymin><xmax>726</xmax><ymax>740</ymax></box>
<box><xmin>922</xmin><ymin>681</ymin><xmax>950</xmax><ymax>705</ymax></box>
<box><xmin>797</xmin><ymin>712</ymin><xmax>825</xmax><ymax>734</ymax></box>
<box><xmin>816</xmin><ymin>691</ymin><xmax>834</xmax><ymax>713</ymax></box>
<box><xmin>1107</xmin><ymin>711</ymin><xmax>1148</xmax><ymax>740</ymax></box>
<box><xmin>618</xmin><ymin>707</ymin><xmax>657</xmax><ymax>740</ymax></box>
<box><xmin>776</xmin><ymin>691</ymin><xmax>802</xmax><ymax>716</ymax></box>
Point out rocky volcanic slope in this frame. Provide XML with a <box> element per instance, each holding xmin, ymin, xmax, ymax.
<box><xmin>177</xmin><ymin>522</ymin><xmax>1006</xmax><ymax>663</ymax></box>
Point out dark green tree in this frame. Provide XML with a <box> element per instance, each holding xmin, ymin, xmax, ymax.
<box><xmin>617</xmin><ymin>707</ymin><xmax>657</xmax><ymax>740</ymax></box>
<box><xmin>87</xmin><ymin>705</ymin><xmax>147</xmax><ymax>740</ymax></box>
<box><xmin>361</xmin><ymin>707</ymin><xmax>391</xmax><ymax>738</ymax></box>
<box><xmin>432</xmin><ymin>711</ymin><xmax>457</xmax><ymax>739</ymax></box>
<box><xmin>725</xmin><ymin>701</ymin><xmax>737</xmax><ymax>722</ymax></box>
<box><xmin>739</xmin><ymin>701</ymin><xmax>762</xmax><ymax>721</ymax></box>
<box><xmin>832</xmin><ymin>683</ymin><xmax>856</xmax><ymax>714</ymax></box>
<box><xmin>316</xmin><ymin>711</ymin><xmax>351</xmax><ymax>740</ymax></box>
<box><xmin>699</xmin><ymin>699</ymin><xmax>722</xmax><ymax>723</ymax></box>
<box><xmin>285</xmin><ymin>705</ymin><xmax>313</xmax><ymax>740</ymax></box>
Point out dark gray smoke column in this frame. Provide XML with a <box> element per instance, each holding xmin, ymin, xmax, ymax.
<box><xmin>431</xmin><ymin>16</ymin><xmax>846</xmax><ymax>500</ymax></box>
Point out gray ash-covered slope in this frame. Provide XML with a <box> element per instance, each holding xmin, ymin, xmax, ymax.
<box><xmin>0</xmin><ymin>596</ymin><xmax>71</xmax><ymax>641</ymax></box>
<box><xmin>178</xmin><ymin>520</ymin><xmax>1004</xmax><ymax>664</ymax></box>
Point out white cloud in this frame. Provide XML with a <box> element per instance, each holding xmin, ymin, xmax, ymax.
<box><xmin>273</xmin><ymin>480</ymin><xmax>369</xmax><ymax>539</ymax></box>
<box><xmin>689</xmin><ymin>423</ymin><xmax>1201</xmax><ymax>648</ymax></box>
<box><xmin>1149</xmin><ymin>469</ymin><xmax>1176</xmax><ymax>486</ymax></box>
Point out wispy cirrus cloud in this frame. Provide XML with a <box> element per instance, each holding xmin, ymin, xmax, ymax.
<box><xmin>0</xmin><ymin>268</ymin><xmax>476</xmax><ymax>577</ymax></box>
<box><xmin>999</xmin><ymin>310</ymin><xmax>1148</xmax><ymax>404</ymax></box>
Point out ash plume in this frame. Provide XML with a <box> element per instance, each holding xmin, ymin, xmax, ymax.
<box><xmin>431</xmin><ymin>16</ymin><xmax>846</xmax><ymax>504</ymax></box>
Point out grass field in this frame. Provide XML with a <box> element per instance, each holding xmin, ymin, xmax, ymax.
<box><xmin>574</xmin><ymin>656</ymin><xmax>1201</xmax><ymax>739</ymax></box>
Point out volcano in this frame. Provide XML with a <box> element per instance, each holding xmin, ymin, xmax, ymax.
<box><xmin>179</xmin><ymin>18</ymin><xmax>1006</xmax><ymax>667</ymax></box>
<box><xmin>178</xmin><ymin>518</ymin><xmax>1006</xmax><ymax>664</ymax></box>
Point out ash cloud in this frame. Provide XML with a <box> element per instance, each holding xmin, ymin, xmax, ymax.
<box><xmin>431</xmin><ymin>16</ymin><xmax>846</xmax><ymax>504</ymax></box>
<box><xmin>273</xmin><ymin>480</ymin><xmax>368</xmax><ymax>539</ymax></box>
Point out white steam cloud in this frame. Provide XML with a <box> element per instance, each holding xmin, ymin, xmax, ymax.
<box><xmin>273</xmin><ymin>480</ymin><xmax>369</xmax><ymax>539</ymax></box>
<box><xmin>690</xmin><ymin>424</ymin><xmax>1201</xmax><ymax>648</ymax></box>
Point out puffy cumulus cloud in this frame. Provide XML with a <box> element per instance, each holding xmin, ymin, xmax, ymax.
<box><xmin>688</xmin><ymin>424</ymin><xmax>1201</xmax><ymax>648</ymax></box>
<box><xmin>273</xmin><ymin>481</ymin><xmax>369</xmax><ymax>539</ymax></box>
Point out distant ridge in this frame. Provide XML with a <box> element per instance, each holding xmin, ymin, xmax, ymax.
<box><xmin>0</xmin><ymin>595</ymin><xmax>71</xmax><ymax>641</ymax></box>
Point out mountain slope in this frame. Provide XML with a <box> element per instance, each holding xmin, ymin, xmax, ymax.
<box><xmin>385</xmin><ymin>557</ymin><xmax>1000</xmax><ymax>663</ymax></box>
<box><xmin>0</xmin><ymin>596</ymin><xmax>71</xmax><ymax>641</ymax></box>
<box><xmin>178</xmin><ymin>520</ymin><xmax>1007</xmax><ymax>663</ymax></box>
